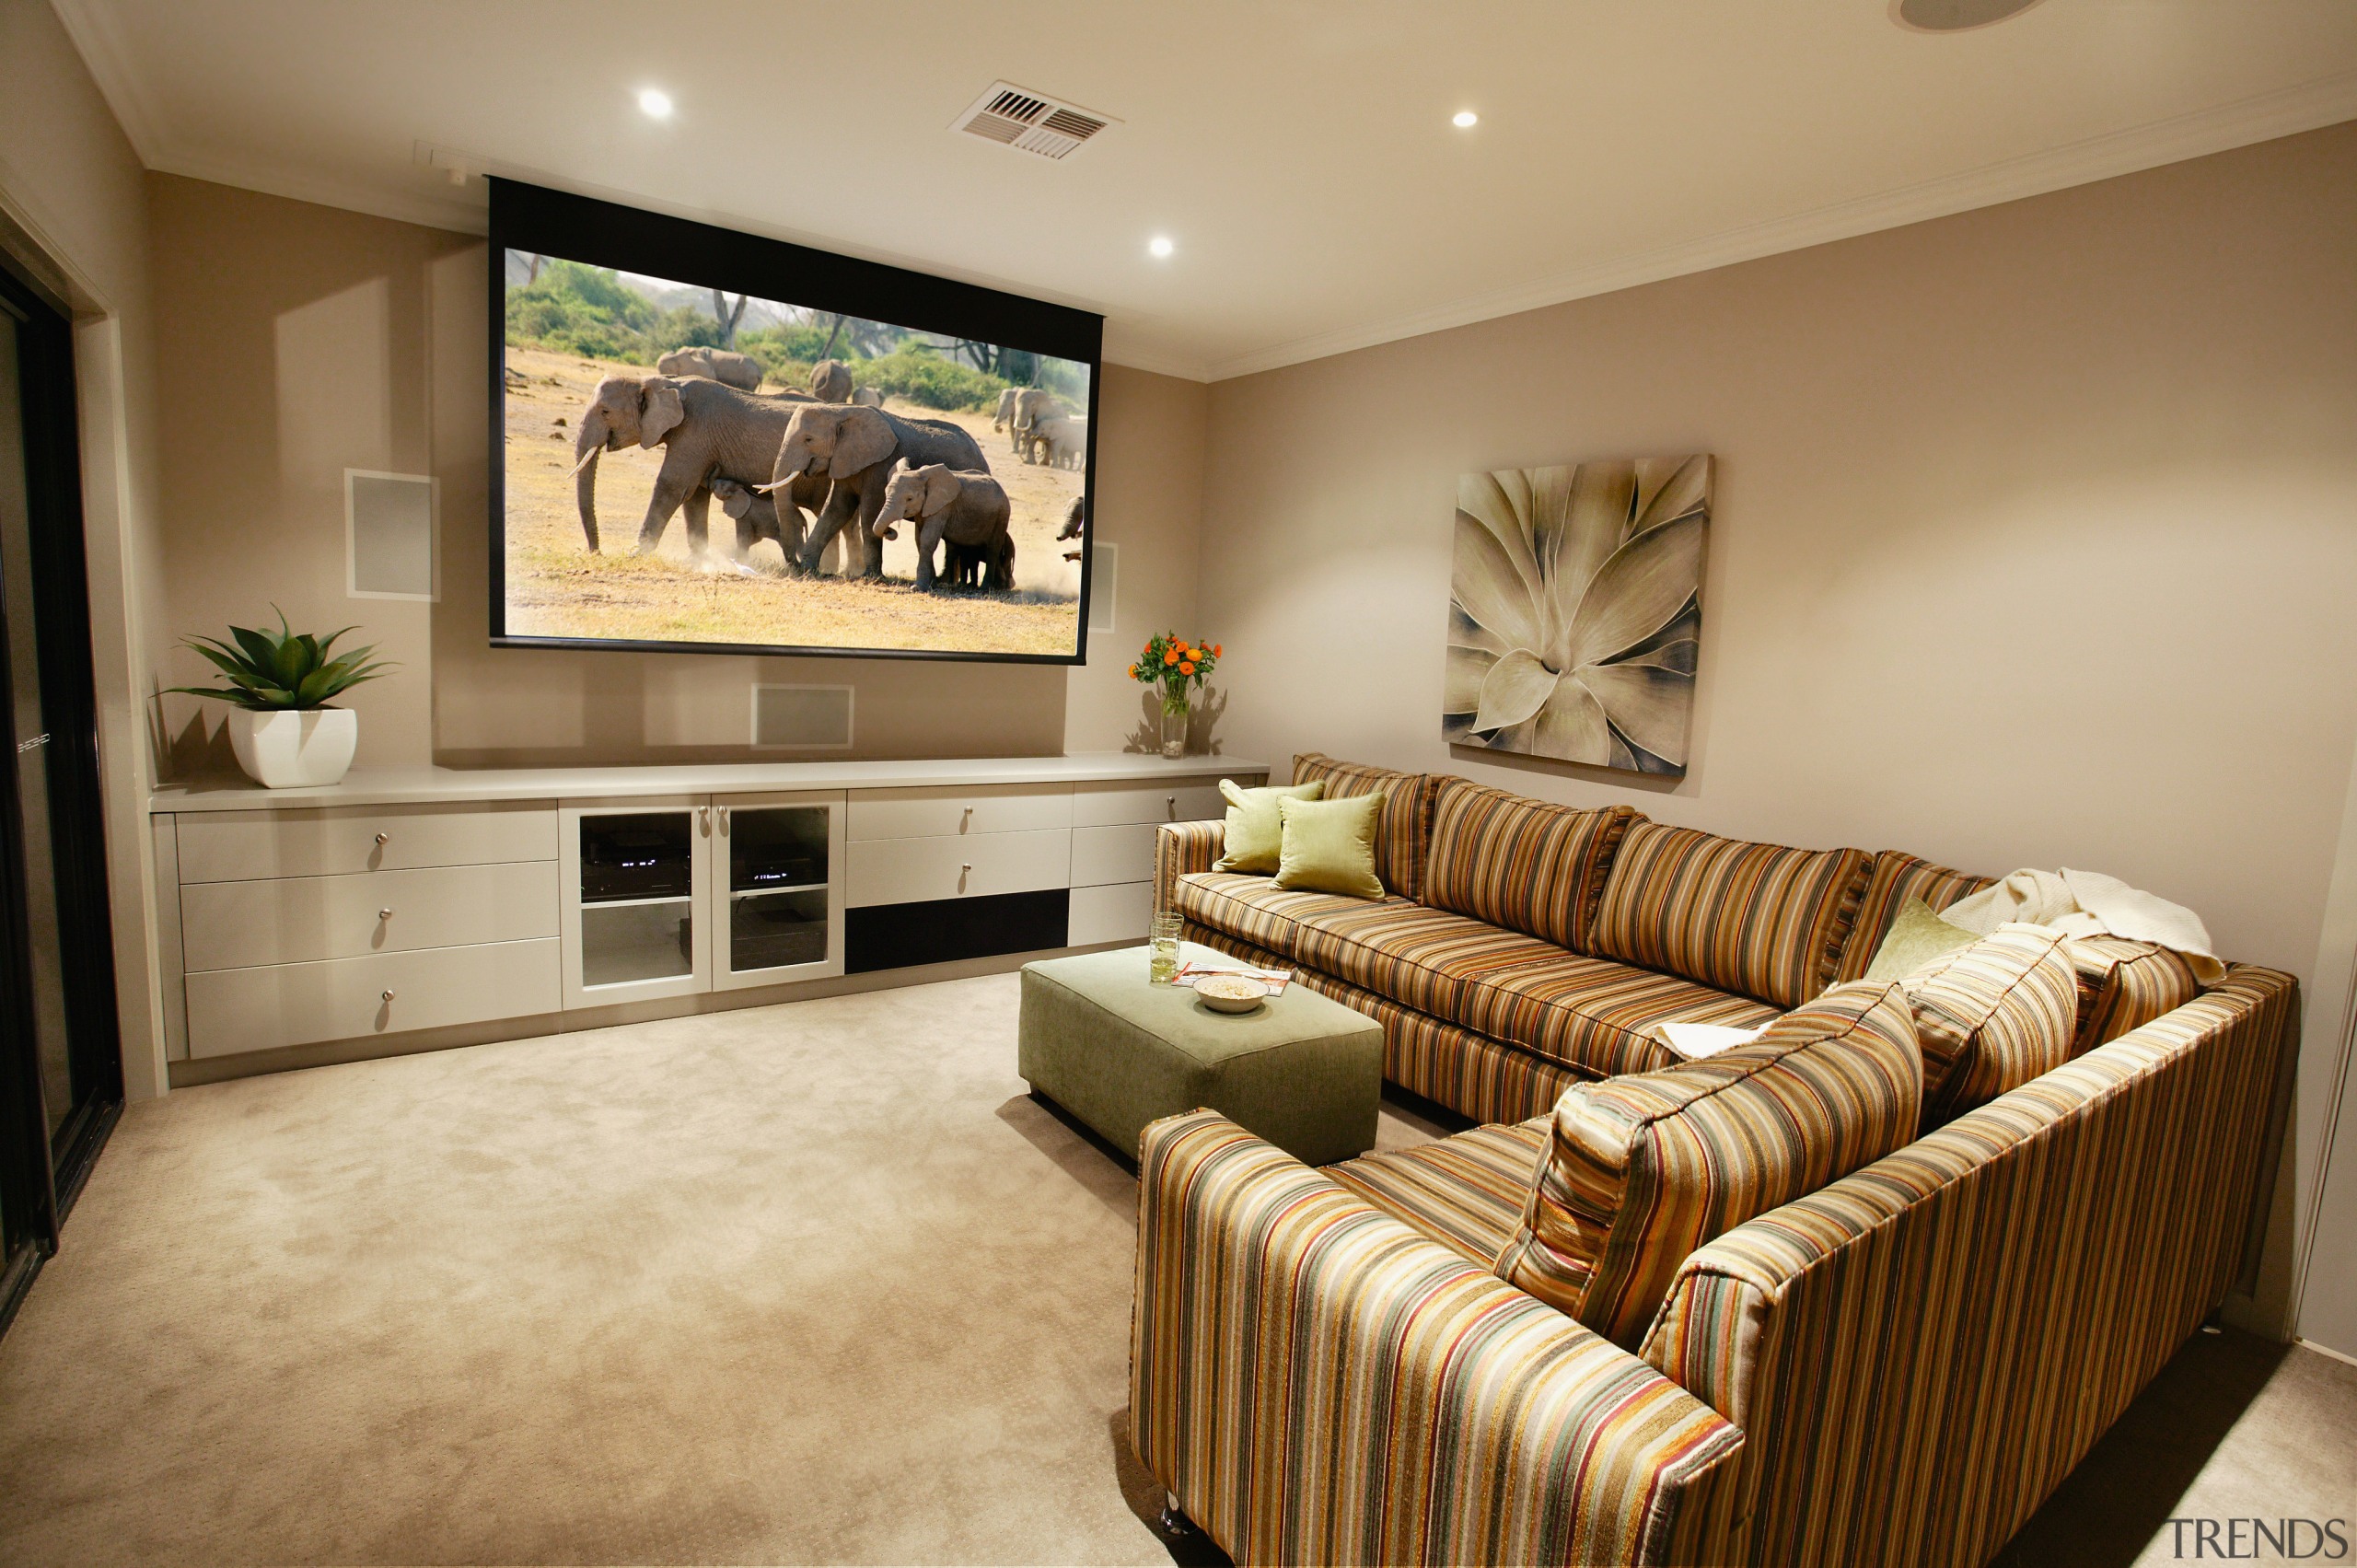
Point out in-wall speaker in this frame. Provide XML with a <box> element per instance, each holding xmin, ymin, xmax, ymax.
<box><xmin>751</xmin><ymin>684</ymin><xmax>854</xmax><ymax>749</ymax></box>
<box><xmin>345</xmin><ymin>470</ymin><xmax>435</xmax><ymax>599</ymax></box>
<box><xmin>1088</xmin><ymin>542</ymin><xmax>1116</xmax><ymax>634</ymax></box>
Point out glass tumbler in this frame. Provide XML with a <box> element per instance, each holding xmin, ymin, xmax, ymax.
<box><xmin>1149</xmin><ymin>912</ymin><xmax>1182</xmax><ymax>984</ymax></box>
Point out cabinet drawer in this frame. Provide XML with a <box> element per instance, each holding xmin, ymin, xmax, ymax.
<box><xmin>1068</xmin><ymin>881</ymin><xmax>1153</xmax><ymax>947</ymax></box>
<box><xmin>847</xmin><ymin>829</ymin><xmax>1072</xmax><ymax>908</ymax></box>
<box><xmin>180</xmin><ymin>862</ymin><xmax>561</xmax><ymax>972</ymax></box>
<box><xmin>846</xmin><ymin>784</ymin><xmax>1071</xmax><ymax>842</ymax></box>
<box><xmin>182</xmin><ymin>938</ymin><xmax>560</xmax><ymax>1060</ymax></box>
<box><xmin>176</xmin><ymin>802</ymin><xmax>557</xmax><ymax>883</ymax></box>
<box><xmin>1071</xmin><ymin>777</ymin><xmax>1237</xmax><ymax>827</ymax></box>
<box><xmin>1070</xmin><ymin>823</ymin><xmax>1157</xmax><ymax>889</ymax></box>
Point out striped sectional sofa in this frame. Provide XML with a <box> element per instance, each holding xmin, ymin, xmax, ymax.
<box><xmin>1133</xmin><ymin>753</ymin><xmax>2296</xmax><ymax>1567</ymax></box>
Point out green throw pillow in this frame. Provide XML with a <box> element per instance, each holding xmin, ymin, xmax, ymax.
<box><xmin>1213</xmin><ymin>779</ymin><xmax>1325</xmax><ymax>875</ymax></box>
<box><xmin>1272</xmin><ymin>793</ymin><xmax>1386</xmax><ymax>900</ymax></box>
<box><xmin>1864</xmin><ymin>898</ymin><xmax>1980</xmax><ymax>982</ymax></box>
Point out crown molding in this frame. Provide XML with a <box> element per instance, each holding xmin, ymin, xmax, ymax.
<box><xmin>149</xmin><ymin>146</ymin><xmax>493</xmax><ymax>234</ymax></box>
<box><xmin>1098</xmin><ymin>343</ymin><xmax>1212</xmax><ymax>382</ymax></box>
<box><xmin>48</xmin><ymin>0</ymin><xmax>168</xmax><ymax>166</ymax></box>
<box><xmin>1202</xmin><ymin>69</ymin><xmax>2357</xmax><ymax>382</ymax></box>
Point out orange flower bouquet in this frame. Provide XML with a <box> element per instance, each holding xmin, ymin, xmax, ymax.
<box><xmin>1131</xmin><ymin>632</ymin><xmax>1221</xmax><ymax>757</ymax></box>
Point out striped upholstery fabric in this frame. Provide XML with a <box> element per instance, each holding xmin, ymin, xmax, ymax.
<box><xmin>2066</xmin><ymin>934</ymin><xmax>2200</xmax><ymax>1056</ymax></box>
<box><xmin>1423</xmin><ymin>777</ymin><xmax>1641</xmax><ymax>952</ymax></box>
<box><xmin>1590</xmin><ymin>823</ymin><xmax>1872</xmax><ymax>1007</ymax></box>
<box><xmin>1179</xmin><ymin>875</ymin><xmax>1778</xmax><ymax>1081</ymax></box>
<box><xmin>1183</xmin><ymin>920</ymin><xmax>1583</xmax><ymax>1124</ymax></box>
<box><xmin>1832</xmin><ymin>851</ymin><xmax>1995</xmax><ymax>983</ymax></box>
<box><xmin>1289</xmin><ymin>752</ymin><xmax>1439</xmax><ymax>902</ymax></box>
<box><xmin>1496</xmin><ymin>981</ymin><xmax>1922</xmax><ymax>1348</ymax></box>
<box><xmin>1131</xmin><ymin>1110</ymin><xmax>1746</xmax><ymax>1567</ymax></box>
<box><xmin>1151</xmin><ymin>819</ymin><xmax>1225</xmax><ymax>915</ymax></box>
<box><xmin>1329</xmin><ymin>1117</ymin><xmax>1550</xmax><ymax>1265</ymax></box>
<box><xmin>1167</xmin><ymin>868</ymin><xmax>1398</xmax><ymax>955</ymax></box>
<box><xmin>1638</xmin><ymin>967</ymin><xmax>2295</xmax><ymax>1567</ymax></box>
<box><xmin>1898</xmin><ymin>922</ymin><xmax>2078</xmax><ymax>1119</ymax></box>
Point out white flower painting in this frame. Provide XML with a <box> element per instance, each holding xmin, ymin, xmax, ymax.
<box><xmin>1446</xmin><ymin>456</ymin><xmax>1711</xmax><ymax>774</ymax></box>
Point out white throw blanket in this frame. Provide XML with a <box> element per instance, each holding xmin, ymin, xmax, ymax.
<box><xmin>1941</xmin><ymin>868</ymin><xmax>2224</xmax><ymax>985</ymax></box>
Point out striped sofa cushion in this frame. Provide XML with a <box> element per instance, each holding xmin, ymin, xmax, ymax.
<box><xmin>1183</xmin><ymin>919</ymin><xmax>1583</xmax><ymax>1124</ymax></box>
<box><xmin>1328</xmin><ymin>1117</ymin><xmax>1550</xmax><ymax>1265</ymax></box>
<box><xmin>1289</xmin><ymin>753</ymin><xmax>1438</xmax><ymax>902</ymax></box>
<box><xmin>1422</xmin><ymin>778</ymin><xmax>1640</xmax><ymax>952</ymax></box>
<box><xmin>1590</xmin><ymin>823</ymin><xmax>1873</xmax><ymax>1007</ymax></box>
<box><xmin>1898</xmin><ymin>921</ymin><xmax>2079</xmax><ymax>1119</ymax></box>
<box><xmin>1168</xmin><ymin>870</ymin><xmax>1392</xmax><ymax>955</ymax></box>
<box><xmin>2065</xmin><ymin>934</ymin><xmax>2200</xmax><ymax>1055</ymax></box>
<box><xmin>1185</xmin><ymin>882</ymin><xmax>1778</xmax><ymax>1081</ymax></box>
<box><xmin>1832</xmin><ymin>851</ymin><xmax>1996</xmax><ymax>982</ymax></box>
<box><xmin>1494</xmin><ymin>980</ymin><xmax>1922</xmax><ymax>1348</ymax></box>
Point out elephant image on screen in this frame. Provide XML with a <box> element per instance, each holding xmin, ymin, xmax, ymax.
<box><xmin>497</xmin><ymin>245</ymin><xmax>1092</xmax><ymax>661</ymax></box>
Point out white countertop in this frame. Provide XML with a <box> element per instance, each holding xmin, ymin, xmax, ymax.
<box><xmin>148</xmin><ymin>752</ymin><xmax>1268</xmax><ymax>813</ymax></box>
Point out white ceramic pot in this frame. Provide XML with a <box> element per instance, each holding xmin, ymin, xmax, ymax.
<box><xmin>227</xmin><ymin>707</ymin><xmax>358</xmax><ymax>789</ymax></box>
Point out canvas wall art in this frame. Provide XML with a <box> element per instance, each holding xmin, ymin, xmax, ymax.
<box><xmin>1446</xmin><ymin>455</ymin><xmax>1711</xmax><ymax>774</ymax></box>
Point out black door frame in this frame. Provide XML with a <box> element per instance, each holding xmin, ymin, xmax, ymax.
<box><xmin>0</xmin><ymin>251</ymin><xmax>125</xmax><ymax>1338</ymax></box>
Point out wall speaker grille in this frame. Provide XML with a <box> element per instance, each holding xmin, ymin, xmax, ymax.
<box><xmin>751</xmin><ymin>684</ymin><xmax>854</xmax><ymax>749</ymax></box>
<box><xmin>346</xmin><ymin>470</ymin><xmax>435</xmax><ymax>599</ymax></box>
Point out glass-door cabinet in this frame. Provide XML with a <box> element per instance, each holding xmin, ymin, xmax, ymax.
<box><xmin>561</xmin><ymin>798</ymin><xmax>711</xmax><ymax>1009</ymax></box>
<box><xmin>559</xmin><ymin>791</ymin><xmax>844</xmax><ymax>1011</ymax></box>
<box><xmin>714</xmin><ymin>791</ymin><xmax>844</xmax><ymax>990</ymax></box>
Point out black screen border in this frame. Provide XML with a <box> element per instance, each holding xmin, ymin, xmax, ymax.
<box><xmin>487</xmin><ymin>177</ymin><xmax>1101</xmax><ymax>666</ymax></box>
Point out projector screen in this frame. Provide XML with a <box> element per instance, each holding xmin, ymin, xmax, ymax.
<box><xmin>489</xmin><ymin>179</ymin><xmax>1101</xmax><ymax>663</ymax></box>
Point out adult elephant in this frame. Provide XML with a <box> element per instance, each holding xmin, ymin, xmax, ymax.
<box><xmin>809</xmin><ymin>359</ymin><xmax>854</xmax><ymax>402</ymax></box>
<box><xmin>570</xmin><ymin>375</ymin><xmax>820</xmax><ymax>555</ymax></box>
<box><xmin>1008</xmin><ymin>388</ymin><xmax>1066</xmax><ymax>462</ymax></box>
<box><xmin>655</xmin><ymin>345</ymin><xmax>762</xmax><ymax>391</ymax></box>
<box><xmin>760</xmin><ymin>404</ymin><xmax>987</xmax><ymax>579</ymax></box>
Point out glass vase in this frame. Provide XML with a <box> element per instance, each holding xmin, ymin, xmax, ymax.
<box><xmin>1158</xmin><ymin>691</ymin><xmax>1190</xmax><ymax>758</ymax></box>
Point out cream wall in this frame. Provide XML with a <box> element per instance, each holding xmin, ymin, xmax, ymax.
<box><xmin>1197</xmin><ymin>122</ymin><xmax>2357</xmax><ymax>1341</ymax></box>
<box><xmin>0</xmin><ymin>0</ymin><xmax>169</xmax><ymax>1098</ymax></box>
<box><xmin>145</xmin><ymin>174</ymin><xmax>1202</xmax><ymax>770</ymax></box>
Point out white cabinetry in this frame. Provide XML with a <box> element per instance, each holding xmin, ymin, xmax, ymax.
<box><xmin>148</xmin><ymin>756</ymin><xmax>1262</xmax><ymax>1081</ymax></box>
<box><xmin>168</xmin><ymin>802</ymin><xmax>563</xmax><ymax>1060</ymax></box>
<box><xmin>559</xmin><ymin>791</ymin><xmax>847</xmax><ymax>1010</ymax></box>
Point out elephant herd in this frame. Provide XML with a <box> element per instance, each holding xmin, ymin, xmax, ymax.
<box><xmin>569</xmin><ymin>351</ymin><xmax>1080</xmax><ymax>593</ymax></box>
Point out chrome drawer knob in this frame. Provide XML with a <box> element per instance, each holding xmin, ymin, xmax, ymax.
<box><xmin>374</xmin><ymin>832</ymin><xmax>389</xmax><ymax>845</ymax></box>
<box><xmin>380</xmin><ymin>989</ymin><xmax>396</xmax><ymax>1002</ymax></box>
<box><xmin>377</xmin><ymin>908</ymin><xmax>394</xmax><ymax>921</ymax></box>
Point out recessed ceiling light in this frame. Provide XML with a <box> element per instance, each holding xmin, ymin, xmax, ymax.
<box><xmin>1148</xmin><ymin>236</ymin><xmax>1174</xmax><ymax>259</ymax></box>
<box><xmin>1890</xmin><ymin>0</ymin><xmax>2046</xmax><ymax>32</ymax></box>
<box><xmin>637</xmin><ymin>88</ymin><xmax>674</xmax><ymax>119</ymax></box>
<box><xmin>1452</xmin><ymin>110</ymin><xmax>1479</xmax><ymax>129</ymax></box>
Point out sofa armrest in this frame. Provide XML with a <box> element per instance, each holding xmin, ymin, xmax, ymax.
<box><xmin>1131</xmin><ymin>1110</ymin><xmax>1743</xmax><ymax>1567</ymax></box>
<box><xmin>1153</xmin><ymin>819</ymin><xmax>1224</xmax><ymax>915</ymax></box>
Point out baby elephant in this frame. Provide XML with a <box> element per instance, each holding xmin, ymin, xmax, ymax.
<box><xmin>944</xmin><ymin>533</ymin><xmax>1015</xmax><ymax>590</ymax></box>
<box><xmin>706</xmin><ymin>476</ymin><xmax>792</xmax><ymax>562</ymax></box>
<box><xmin>871</xmin><ymin>460</ymin><xmax>1013</xmax><ymax>592</ymax></box>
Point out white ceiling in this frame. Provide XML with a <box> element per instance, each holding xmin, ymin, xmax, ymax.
<box><xmin>54</xmin><ymin>0</ymin><xmax>2357</xmax><ymax>380</ymax></box>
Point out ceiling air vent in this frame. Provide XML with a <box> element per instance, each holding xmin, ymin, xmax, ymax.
<box><xmin>952</xmin><ymin>82</ymin><xmax>1115</xmax><ymax>161</ymax></box>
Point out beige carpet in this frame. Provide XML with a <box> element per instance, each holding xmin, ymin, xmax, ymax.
<box><xmin>5</xmin><ymin>970</ymin><xmax>2349</xmax><ymax>1566</ymax></box>
<box><xmin>0</xmin><ymin>971</ymin><xmax>1445</xmax><ymax>1566</ymax></box>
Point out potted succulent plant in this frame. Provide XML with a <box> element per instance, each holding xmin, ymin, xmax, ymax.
<box><xmin>168</xmin><ymin>610</ymin><xmax>392</xmax><ymax>789</ymax></box>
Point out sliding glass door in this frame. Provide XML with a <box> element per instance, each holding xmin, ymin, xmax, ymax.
<box><xmin>0</xmin><ymin>259</ymin><xmax>124</xmax><ymax>1338</ymax></box>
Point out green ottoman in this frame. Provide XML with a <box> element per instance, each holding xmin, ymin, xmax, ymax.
<box><xmin>1018</xmin><ymin>943</ymin><xmax>1383</xmax><ymax>1167</ymax></box>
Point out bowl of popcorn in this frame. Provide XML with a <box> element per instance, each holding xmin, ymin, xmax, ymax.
<box><xmin>1194</xmin><ymin>973</ymin><xmax>1271</xmax><ymax>1014</ymax></box>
